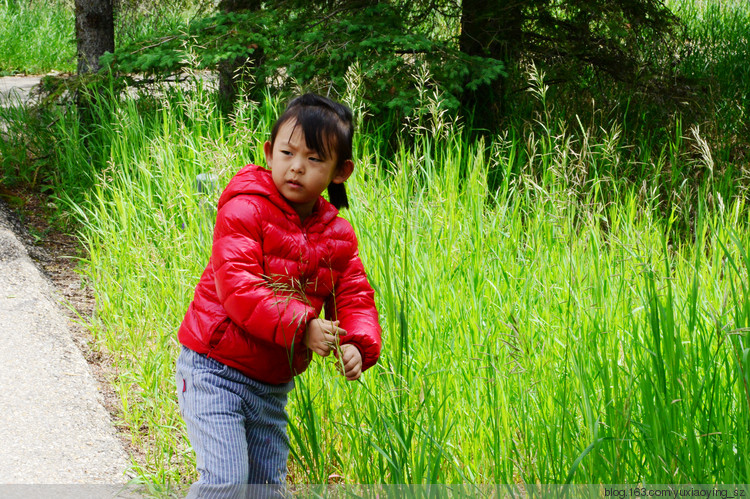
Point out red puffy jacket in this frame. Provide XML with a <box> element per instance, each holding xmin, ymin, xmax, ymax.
<box><xmin>178</xmin><ymin>165</ymin><xmax>382</xmax><ymax>384</ymax></box>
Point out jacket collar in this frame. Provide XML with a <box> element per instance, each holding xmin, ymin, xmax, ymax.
<box><xmin>217</xmin><ymin>164</ymin><xmax>339</xmax><ymax>227</ymax></box>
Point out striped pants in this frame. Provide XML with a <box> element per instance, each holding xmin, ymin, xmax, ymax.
<box><xmin>176</xmin><ymin>346</ymin><xmax>294</xmax><ymax>492</ymax></box>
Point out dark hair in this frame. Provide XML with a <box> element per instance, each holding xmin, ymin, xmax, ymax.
<box><xmin>270</xmin><ymin>93</ymin><xmax>354</xmax><ymax>209</ymax></box>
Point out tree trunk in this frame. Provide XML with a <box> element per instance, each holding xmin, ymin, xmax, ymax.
<box><xmin>219</xmin><ymin>0</ymin><xmax>260</xmax><ymax>11</ymax></box>
<box><xmin>218</xmin><ymin>0</ymin><xmax>263</xmax><ymax>113</ymax></box>
<box><xmin>75</xmin><ymin>0</ymin><xmax>115</xmax><ymax>74</ymax></box>
<box><xmin>460</xmin><ymin>0</ymin><xmax>525</xmax><ymax>130</ymax></box>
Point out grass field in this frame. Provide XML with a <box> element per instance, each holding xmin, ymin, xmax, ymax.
<box><xmin>0</xmin><ymin>0</ymin><xmax>749</xmax><ymax>490</ymax></box>
<box><xmin>12</xmin><ymin>77</ymin><xmax>744</xmax><ymax>486</ymax></box>
<box><xmin>0</xmin><ymin>0</ymin><xmax>74</xmax><ymax>74</ymax></box>
<box><xmin>0</xmin><ymin>0</ymin><xmax>198</xmax><ymax>75</ymax></box>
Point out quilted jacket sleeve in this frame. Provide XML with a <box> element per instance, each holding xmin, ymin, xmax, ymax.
<box><xmin>212</xmin><ymin>196</ymin><xmax>318</xmax><ymax>348</ymax></box>
<box><xmin>327</xmin><ymin>232</ymin><xmax>382</xmax><ymax>372</ymax></box>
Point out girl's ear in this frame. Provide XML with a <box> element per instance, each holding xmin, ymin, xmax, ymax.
<box><xmin>263</xmin><ymin>141</ymin><xmax>273</xmax><ymax>166</ymax></box>
<box><xmin>331</xmin><ymin>159</ymin><xmax>354</xmax><ymax>184</ymax></box>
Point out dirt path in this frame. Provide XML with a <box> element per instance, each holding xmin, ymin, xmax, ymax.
<box><xmin>0</xmin><ymin>201</ymin><xmax>131</xmax><ymax>484</ymax></box>
<box><xmin>0</xmin><ymin>76</ymin><xmax>132</xmax><ymax>485</ymax></box>
<box><xmin>0</xmin><ymin>75</ymin><xmax>42</xmax><ymax>107</ymax></box>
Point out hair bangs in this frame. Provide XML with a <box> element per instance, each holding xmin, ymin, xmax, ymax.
<box><xmin>297</xmin><ymin>107</ymin><xmax>338</xmax><ymax>161</ymax></box>
<box><xmin>271</xmin><ymin>94</ymin><xmax>353</xmax><ymax>168</ymax></box>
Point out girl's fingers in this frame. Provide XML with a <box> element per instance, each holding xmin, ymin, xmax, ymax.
<box><xmin>342</xmin><ymin>345</ymin><xmax>360</xmax><ymax>362</ymax></box>
<box><xmin>344</xmin><ymin>356</ymin><xmax>358</xmax><ymax>370</ymax></box>
<box><xmin>322</xmin><ymin>321</ymin><xmax>346</xmax><ymax>335</ymax></box>
<box><xmin>326</xmin><ymin>343</ymin><xmax>362</xmax><ymax>379</ymax></box>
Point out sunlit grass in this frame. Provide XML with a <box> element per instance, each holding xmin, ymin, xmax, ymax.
<box><xmin>0</xmin><ymin>0</ymin><xmax>75</xmax><ymax>74</ymax></box>
<box><xmin>1</xmin><ymin>0</ymin><xmax>748</xmax><ymax>489</ymax></box>
<box><xmin>27</xmin><ymin>74</ymin><xmax>746</xmax><ymax>486</ymax></box>
<box><xmin>0</xmin><ymin>0</ymin><xmax>200</xmax><ymax>75</ymax></box>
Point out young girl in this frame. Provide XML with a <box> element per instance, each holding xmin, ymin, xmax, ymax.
<box><xmin>176</xmin><ymin>94</ymin><xmax>382</xmax><ymax>488</ymax></box>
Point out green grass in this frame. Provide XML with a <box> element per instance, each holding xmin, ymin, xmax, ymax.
<box><xmin>0</xmin><ymin>0</ymin><xmax>749</xmax><ymax>490</ymax></box>
<box><xmin>0</xmin><ymin>0</ymin><xmax>200</xmax><ymax>75</ymax></box>
<box><xmin>666</xmin><ymin>0</ymin><xmax>750</xmax><ymax>160</ymax></box>
<box><xmin>0</xmin><ymin>0</ymin><xmax>75</xmax><ymax>74</ymax></box>
<box><xmin>7</xmin><ymin>73</ymin><xmax>742</xmax><ymax>486</ymax></box>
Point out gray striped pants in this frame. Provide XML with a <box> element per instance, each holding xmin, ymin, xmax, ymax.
<box><xmin>176</xmin><ymin>346</ymin><xmax>294</xmax><ymax>490</ymax></box>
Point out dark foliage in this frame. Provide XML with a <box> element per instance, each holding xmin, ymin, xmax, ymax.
<box><xmin>460</xmin><ymin>0</ymin><xmax>688</xmax><ymax>128</ymax></box>
<box><xmin>101</xmin><ymin>1</ymin><xmax>504</xmax><ymax>118</ymax></box>
<box><xmin>98</xmin><ymin>0</ymin><xmax>690</xmax><ymax>133</ymax></box>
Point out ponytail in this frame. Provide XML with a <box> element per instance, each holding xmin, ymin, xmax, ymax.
<box><xmin>328</xmin><ymin>182</ymin><xmax>349</xmax><ymax>210</ymax></box>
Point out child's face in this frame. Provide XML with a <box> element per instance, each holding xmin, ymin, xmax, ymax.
<box><xmin>265</xmin><ymin>119</ymin><xmax>352</xmax><ymax>221</ymax></box>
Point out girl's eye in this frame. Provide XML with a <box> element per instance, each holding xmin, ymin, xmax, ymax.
<box><xmin>309</xmin><ymin>157</ymin><xmax>322</xmax><ymax>163</ymax></box>
<box><xmin>281</xmin><ymin>150</ymin><xmax>292</xmax><ymax>156</ymax></box>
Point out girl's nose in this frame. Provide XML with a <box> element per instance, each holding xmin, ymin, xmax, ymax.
<box><xmin>290</xmin><ymin>160</ymin><xmax>304</xmax><ymax>173</ymax></box>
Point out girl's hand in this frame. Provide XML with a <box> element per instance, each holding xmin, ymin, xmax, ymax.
<box><xmin>334</xmin><ymin>344</ymin><xmax>362</xmax><ymax>381</ymax></box>
<box><xmin>303</xmin><ymin>318</ymin><xmax>345</xmax><ymax>357</ymax></box>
